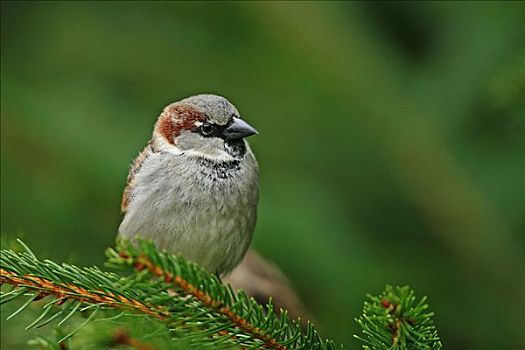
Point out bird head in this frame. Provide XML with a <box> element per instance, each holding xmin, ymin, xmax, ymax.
<box><xmin>153</xmin><ymin>94</ymin><xmax>257</xmax><ymax>160</ymax></box>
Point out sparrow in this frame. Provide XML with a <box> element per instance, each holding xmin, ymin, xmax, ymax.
<box><xmin>118</xmin><ymin>94</ymin><xmax>259</xmax><ymax>276</ymax></box>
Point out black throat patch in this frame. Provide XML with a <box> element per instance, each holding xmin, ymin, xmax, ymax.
<box><xmin>196</xmin><ymin>140</ymin><xmax>246</xmax><ymax>181</ymax></box>
<box><xmin>198</xmin><ymin>158</ymin><xmax>241</xmax><ymax>181</ymax></box>
<box><xmin>224</xmin><ymin>139</ymin><xmax>247</xmax><ymax>159</ymax></box>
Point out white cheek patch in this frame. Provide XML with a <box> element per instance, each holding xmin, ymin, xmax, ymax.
<box><xmin>185</xmin><ymin>149</ymin><xmax>235</xmax><ymax>162</ymax></box>
<box><xmin>194</xmin><ymin>121</ymin><xmax>203</xmax><ymax>127</ymax></box>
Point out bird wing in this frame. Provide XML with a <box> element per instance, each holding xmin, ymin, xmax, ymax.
<box><xmin>121</xmin><ymin>142</ymin><xmax>154</xmax><ymax>213</ymax></box>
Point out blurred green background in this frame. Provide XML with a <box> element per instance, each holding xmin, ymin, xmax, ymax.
<box><xmin>1</xmin><ymin>1</ymin><xmax>524</xmax><ymax>349</ymax></box>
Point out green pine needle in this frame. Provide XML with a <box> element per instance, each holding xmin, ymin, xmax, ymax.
<box><xmin>354</xmin><ymin>285</ymin><xmax>442</xmax><ymax>350</ymax></box>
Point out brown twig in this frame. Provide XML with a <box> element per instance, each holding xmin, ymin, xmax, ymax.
<box><xmin>0</xmin><ymin>268</ymin><xmax>169</xmax><ymax>320</ymax></box>
<box><xmin>112</xmin><ymin>328</ymin><xmax>156</xmax><ymax>350</ymax></box>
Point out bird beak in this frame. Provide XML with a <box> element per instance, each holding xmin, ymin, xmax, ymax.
<box><xmin>223</xmin><ymin>117</ymin><xmax>258</xmax><ymax>139</ymax></box>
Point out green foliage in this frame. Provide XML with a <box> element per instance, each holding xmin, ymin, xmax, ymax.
<box><xmin>1</xmin><ymin>2</ymin><xmax>524</xmax><ymax>349</ymax></box>
<box><xmin>355</xmin><ymin>286</ymin><xmax>441</xmax><ymax>350</ymax></box>
<box><xmin>1</xmin><ymin>240</ymin><xmax>442</xmax><ymax>349</ymax></box>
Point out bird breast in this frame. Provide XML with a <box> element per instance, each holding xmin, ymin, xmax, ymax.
<box><xmin>118</xmin><ymin>149</ymin><xmax>258</xmax><ymax>275</ymax></box>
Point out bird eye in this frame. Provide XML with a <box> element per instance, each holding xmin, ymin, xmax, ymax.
<box><xmin>200</xmin><ymin>123</ymin><xmax>216</xmax><ymax>136</ymax></box>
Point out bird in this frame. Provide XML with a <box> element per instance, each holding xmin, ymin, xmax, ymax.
<box><xmin>118</xmin><ymin>94</ymin><xmax>259</xmax><ymax>276</ymax></box>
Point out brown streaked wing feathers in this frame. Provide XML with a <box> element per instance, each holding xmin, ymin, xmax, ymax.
<box><xmin>121</xmin><ymin>142</ymin><xmax>154</xmax><ymax>213</ymax></box>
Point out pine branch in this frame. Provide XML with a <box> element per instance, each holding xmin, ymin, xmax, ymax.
<box><xmin>1</xmin><ymin>240</ymin><xmax>336</xmax><ymax>349</ymax></box>
<box><xmin>1</xmin><ymin>240</ymin><xmax>442</xmax><ymax>349</ymax></box>
<box><xmin>354</xmin><ymin>285</ymin><xmax>442</xmax><ymax>350</ymax></box>
<box><xmin>0</xmin><ymin>269</ymin><xmax>169</xmax><ymax>320</ymax></box>
<box><xmin>108</xmin><ymin>239</ymin><xmax>336</xmax><ymax>350</ymax></box>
